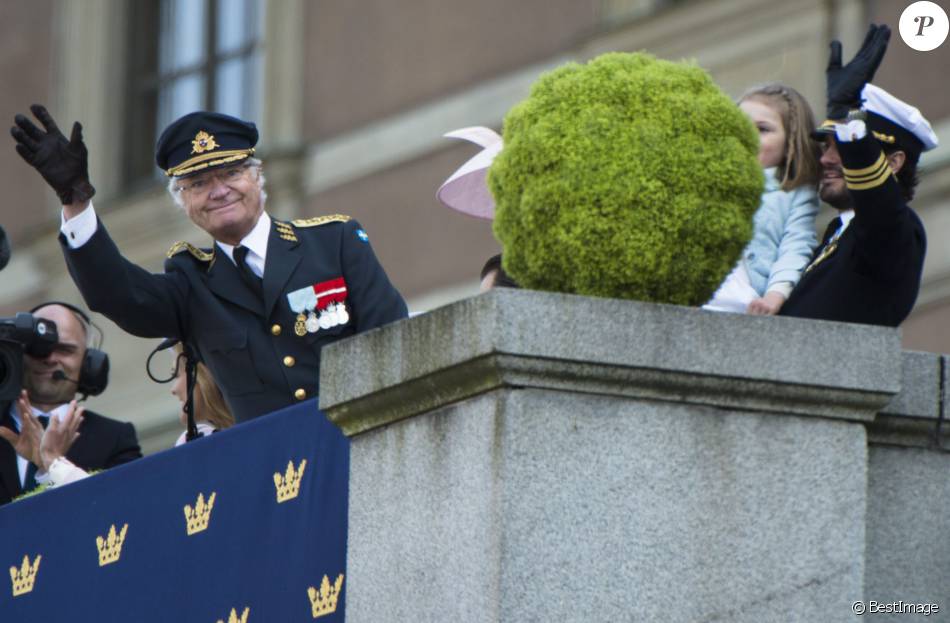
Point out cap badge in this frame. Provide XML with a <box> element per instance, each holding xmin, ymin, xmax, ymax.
<box><xmin>191</xmin><ymin>130</ymin><xmax>219</xmax><ymax>155</ymax></box>
<box><xmin>871</xmin><ymin>131</ymin><xmax>896</xmax><ymax>144</ymax></box>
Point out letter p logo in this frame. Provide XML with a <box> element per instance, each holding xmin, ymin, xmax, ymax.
<box><xmin>900</xmin><ymin>2</ymin><xmax>949</xmax><ymax>51</ymax></box>
<box><xmin>915</xmin><ymin>15</ymin><xmax>935</xmax><ymax>36</ymax></box>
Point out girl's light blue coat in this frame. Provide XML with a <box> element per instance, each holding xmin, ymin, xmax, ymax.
<box><xmin>744</xmin><ymin>167</ymin><xmax>819</xmax><ymax>296</ymax></box>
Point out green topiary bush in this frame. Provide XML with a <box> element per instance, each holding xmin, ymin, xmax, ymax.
<box><xmin>488</xmin><ymin>52</ymin><xmax>764</xmax><ymax>305</ymax></box>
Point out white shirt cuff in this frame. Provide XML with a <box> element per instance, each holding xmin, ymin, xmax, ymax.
<box><xmin>60</xmin><ymin>202</ymin><xmax>98</xmax><ymax>248</ymax></box>
<box><xmin>766</xmin><ymin>282</ymin><xmax>793</xmax><ymax>298</ymax></box>
<box><xmin>46</xmin><ymin>457</ymin><xmax>90</xmax><ymax>487</ymax></box>
<box><xmin>834</xmin><ymin>119</ymin><xmax>867</xmax><ymax>144</ymax></box>
<box><xmin>34</xmin><ymin>469</ymin><xmax>51</xmax><ymax>485</ymax></box>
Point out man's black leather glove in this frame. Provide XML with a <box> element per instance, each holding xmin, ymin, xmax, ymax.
<box><xmin>826</xmin><ymin>24</ymin><xmax>891</xmax><ymax>121</ymax></box>
<box><xmin>10</xmin><ymin>104</ymin><xmax>95</xmax><ymax>205</ymax></box>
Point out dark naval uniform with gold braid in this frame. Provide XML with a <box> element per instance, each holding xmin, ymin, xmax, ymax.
<box><xmin>780</xmin><ymin>134</ymin><xmax>926</xmax><ymax>327</ymax></box>
<box><xmin>60</xmin><ymin>214</ymin><xmax>407</xmax><ymax>423</ymax></box>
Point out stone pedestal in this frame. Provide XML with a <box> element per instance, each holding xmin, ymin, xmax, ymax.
<box><xmin>321</xmin><ymin>289</ymin><xmax>902</xmax><ymax>622</ymax></box>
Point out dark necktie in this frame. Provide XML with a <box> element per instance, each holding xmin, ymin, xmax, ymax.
<box><xmin>22</xmin><ymin>415</ymin><xmax>50</xmax><ymax>492</ymax></box>
<box><xmin>821</xmin><ymin>216</ymin><xmax>843</xmax><ymax>246</ymax></box>
<box><xmin>234</xmin><ymin>245</ymin><xmax>263</xmax><ymax>298</ymax></box>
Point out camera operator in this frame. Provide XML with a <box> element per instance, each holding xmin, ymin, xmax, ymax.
<box><xmin>0</xmin><ymin>303</ymin><xmax>141</xmax><ymax>505</ymax></box>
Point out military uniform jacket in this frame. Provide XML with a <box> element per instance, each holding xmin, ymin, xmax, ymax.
<box><xmin>60</xmin><ymin>214</ymin><xmax>408</xmax><ymax>423</ymax></box>
<box><xmin>779</xmin><ymin>134</ymin><xmax>926</xmax><ymax>327</ymax></box>
<box><xmin>0</xmin><ymin>406</ymin><xmax>141</xmax><ymax>506</ymax></box>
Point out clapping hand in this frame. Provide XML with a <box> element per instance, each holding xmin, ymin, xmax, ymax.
<box><xmin>10</xmin><ymin>104</ymin><xmax>95</xmax><ymax>205</ymax></box>
<box><xmin>0</xmin><ymin>392</ymin><xmax>84</xmax><ymax>473</ymax></box>
<box><xmin>40</xmin><ymin>400</ymin><xmax>84</xmax><ymax>472</ymax></box>
<box><xmin>0</xmin><ymin>390</ymin><xmax>44</xmax><ymax>469</ymax></box>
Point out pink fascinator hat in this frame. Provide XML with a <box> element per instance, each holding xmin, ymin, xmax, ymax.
<box><xmin>436</xmin><ymin>126</ymin><xmax>502</xmax><ymax>220</ymax></box>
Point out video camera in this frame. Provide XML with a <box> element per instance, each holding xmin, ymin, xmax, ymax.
<box><xmin>0</xmin><ymin>313</ymin><xmax>58</xmax><ymax>401</ymax></box>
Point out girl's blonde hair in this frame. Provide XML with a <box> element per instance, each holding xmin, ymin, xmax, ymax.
<box><xmin>739</xmin><ymin>83</ymin><xmax>821</xmax><ymax>192</ymax></box>
<box><xmin>175</xmin><ymin>344</ymin><xmax>234</xmax><ymax>432</ymax></box>
<box><xmin>194</xmin><ymin>362</ymin><xmax>234</xmax><ymax>431</ymax></box>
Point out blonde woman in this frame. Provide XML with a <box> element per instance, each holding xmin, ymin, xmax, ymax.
<box><xmin>169</xmin><ymin>344</ymin><xmax>234</xmax><ymax>446</ymax></box>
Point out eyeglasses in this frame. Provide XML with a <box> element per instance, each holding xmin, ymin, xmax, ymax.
<box><xmin>176</xmin><ymin>164</ymin><xmax>253</xmax><ymax>196</ymax></box>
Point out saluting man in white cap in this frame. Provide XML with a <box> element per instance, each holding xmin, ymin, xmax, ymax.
<box><xmin>780</xmin><ymin>24</ymin><xmax>939</xmax><ymax>327</ymax></box>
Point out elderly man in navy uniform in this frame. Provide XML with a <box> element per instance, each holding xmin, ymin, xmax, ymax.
<box><xmin>780</xmin><ymin>24</ymin><xmax>938</xmax><ymax>327</ymax></box>
<box><xmin>11</xmin><ymin>108</ymin><xmax>408</xmax><ymax>423</ymax></box>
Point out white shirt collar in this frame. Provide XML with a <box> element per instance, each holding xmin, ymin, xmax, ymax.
<box><xmin>216</xmin><ymin>211</ymin><xmax>271</xmax><ymax>267</ymax></box>
<box><xmin>9</xmin><ymin>401</ymin><xmax>73</xmax><ymax>429</ymax></box>
<box><xmin>174</xmin><ymin>422</ymin><xmax>217</xmax><ymax>447</ymax></box>
<box><xmin>37</xmin><ymin>403</ymin><xmax>73</xmax><ymax>421</ymax></box>
<box><xmin>838</xmin><ymin>209</ymin><xmax>855</xmax><ymax>231</ymax></box>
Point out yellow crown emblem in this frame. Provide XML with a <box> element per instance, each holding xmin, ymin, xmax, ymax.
<box><xmin>273</xmin><ymin>459</ymin><xmax>307</xmax><ymax>503</ymax></box>
<box><xmin>217</xmin><ymin>606</ymin><xmax>249</xmax><ymax>623</ymax></box>
<box><xmin>96</xmin><ymin>523</ymin><xmax>128</xmax><ymax>566</ymax></box>
<box><xmin>191</xmin><ymin>130</ymin><xmax>219</xmax><ymax>154</ymax></box>
<box><xmin>308</xmin><ymin>573</ymin><xmax>344</xmax><ymax>618</ymax></box>
<box><xmin>184</xmin><ymin>492</ymin><xmax>217</xmax><ymax>535</ymax></box>
<box><xmin>9</xmin><ymin>554</ymin><xmax>41</xmax><ymax>597</ymax></box>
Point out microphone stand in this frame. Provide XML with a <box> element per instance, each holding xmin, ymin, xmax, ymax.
<box><xmin>182</xmin><ymin>343</ymin><xmax>201</xmax><ymax>443</ymax></box>
<box><xmin>145</xmin><ymin>338</ymin><xmax>203</xmax><ymax>443</ymax></box>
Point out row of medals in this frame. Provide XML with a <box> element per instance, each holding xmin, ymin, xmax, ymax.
<box><xmin>294</xmin><ymin>302</ymin><xmax>349</xmax><ymax>336</ymax></box>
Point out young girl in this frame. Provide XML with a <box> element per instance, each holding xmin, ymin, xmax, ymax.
<box><xmin>705</xmin><ymin>83</ymin><xmax>821</xmax><ymax>315</ymax></box>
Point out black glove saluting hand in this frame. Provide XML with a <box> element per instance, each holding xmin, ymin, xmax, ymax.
<box><xmin>826</xmin><ymin>23</ymin><xmax>891</xmax><ymax>121</ymax></box>
<box><xmin>10</xmin><ymin>104</ymin><xmax>95</xmax><ymax>205</ymax></box>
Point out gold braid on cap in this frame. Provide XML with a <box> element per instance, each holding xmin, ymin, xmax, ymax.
<box><xmin>166</xmin><ymin>148</ymin><xmax>256</xmax><ymax>177</ymax></box>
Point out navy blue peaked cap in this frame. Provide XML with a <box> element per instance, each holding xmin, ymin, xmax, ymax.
<box><xmin>156</xmin><ymin>111</ymin><xmax>258</xmax><ymax>177</ymax></box>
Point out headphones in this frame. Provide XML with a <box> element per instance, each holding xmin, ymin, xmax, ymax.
<box><xmin>29</xmin><ymin>301</ymin><xmax>109</xmax><ymax>398</ymax></box>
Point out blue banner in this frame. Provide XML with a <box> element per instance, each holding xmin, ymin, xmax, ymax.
<box><xmin>0</xmin><ymin>400</ymin><xmax>348</xmax><ymax>622</ymax></box>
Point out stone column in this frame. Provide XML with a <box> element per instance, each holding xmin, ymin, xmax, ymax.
<box><xmin>865</xmin><ymin>351</ymin><xmax>950</xmax><ymax>616</ymax></box>
<box><xmin>321</xmin><ymin>289</ymin><xmax>901</xmax><ymax>622</ymax></box>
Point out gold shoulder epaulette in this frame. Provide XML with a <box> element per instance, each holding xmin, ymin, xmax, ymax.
<box><xmin>290</xmin><ymin>215</ymin><xmax>351</xmax><ymax>228</ymax></box>
<box><xmin>166</xmin><ymin>241</ymin><xmax>214</xmax><ymax>262</ymax></box>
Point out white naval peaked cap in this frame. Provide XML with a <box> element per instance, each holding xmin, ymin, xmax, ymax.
<box><xmin>862</xmin><ymin>83</ymin><xmax>938</xmax><ymax>152</ymax></box>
